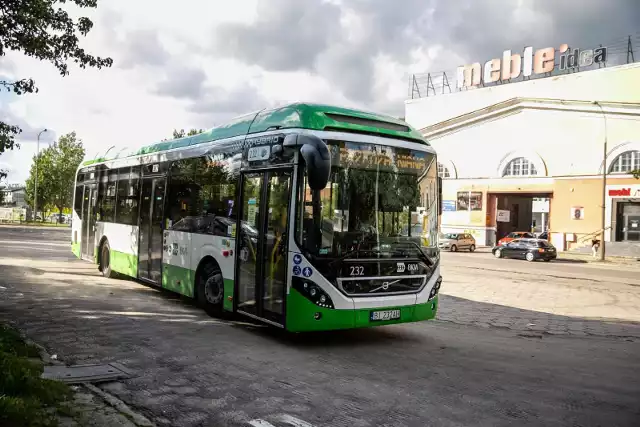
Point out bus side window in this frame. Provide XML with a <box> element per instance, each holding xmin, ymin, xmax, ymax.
<box><xmin>165</xmin><ymin>156</ymin><xmax>238</xmax><ymax>236</ymax></box>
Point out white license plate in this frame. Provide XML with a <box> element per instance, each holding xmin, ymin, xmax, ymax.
<box><xmin>370</xmin><ymin>309</ymin><xmax>401</xmax><ymax>321</ymax></box>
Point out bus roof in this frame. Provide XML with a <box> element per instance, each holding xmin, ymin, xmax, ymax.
<box><xmin>81</xmin><ymin>102</ymin><xmax>428</xmax><ymax>166</ymax></box>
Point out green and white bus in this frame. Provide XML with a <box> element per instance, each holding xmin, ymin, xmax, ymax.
<box><xmin>71</xmin><ymin>103</ymin><xmax>442</xmax><ymax>332</ymax></box>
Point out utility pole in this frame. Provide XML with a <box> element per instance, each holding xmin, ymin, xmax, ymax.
<box><xmin>33</xmin><ymin>129</ymin><xmax>48</xmax><ymax>221</ymax></box>
<box><xmin>593</xmin><ymin>102</ymin><xmax>607</xmax><ymax>261</ymax></box>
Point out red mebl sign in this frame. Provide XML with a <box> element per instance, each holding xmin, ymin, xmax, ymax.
<box><xmin>608</xmin><ymin>188</ymin><xmax>631</xmax><ymax>196</ymax></box>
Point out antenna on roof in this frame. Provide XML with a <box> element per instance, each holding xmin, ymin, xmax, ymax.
<box><xmin>103</xmin><ymin>145</ymin><xmax>115</xmax><ymax>159</ymax></box>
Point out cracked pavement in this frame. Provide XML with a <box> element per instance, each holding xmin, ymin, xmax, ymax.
<box><xmin>0</xmin><ymin>226</ymin><xmax>639</xmax><ymax>427</ymax></box>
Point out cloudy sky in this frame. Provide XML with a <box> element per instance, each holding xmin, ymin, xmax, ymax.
<box><xmin>1</xmin><ymin>0</ymin><xmax>638</xmax><ymax>183</ymax></box>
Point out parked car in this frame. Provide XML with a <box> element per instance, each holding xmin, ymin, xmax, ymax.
<box><xmin>492</xmin><ymin>238</ymin><xmax>557</xmax><ymax>262</ymax></box>
<box><xmin>497</xmin><ymin>231</ymin><xmax>535</xmax><ymax>246</ymax></box>
<box><xmin>535</xmin><ymin>231</ymin><xmax>549</xmax><ymax>241</ymax></box>
<box><xmin>438</xmin><ymin>232</ymin><xmax>476</xmax><ymax>252</ymax></box>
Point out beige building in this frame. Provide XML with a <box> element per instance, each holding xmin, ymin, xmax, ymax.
<box><xmin>406</xmin><ymin>63</ymin><xmax>640</xmax><ymax>252</ymax></box>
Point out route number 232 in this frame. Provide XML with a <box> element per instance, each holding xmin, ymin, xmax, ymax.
<box><xmin>349</xmin><ymin>266</ymin><xmax>365</xmax><ymax>276</ymax></box>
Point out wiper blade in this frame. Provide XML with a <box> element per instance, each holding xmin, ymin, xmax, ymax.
<box><xmin>389</xmin><ymin>240</ymin><xmax>434</xmax><ymax>266</ymax></box>
<box><xmin>329</xmin><ymin>236</ymin><xmax>381</xmax><ymax>265</ymax></box>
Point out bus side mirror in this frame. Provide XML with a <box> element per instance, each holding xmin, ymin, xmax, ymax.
<box><xmin>283</xmin><ymin>134</ymin><xmax>331</xmax><ymax>190</ymax></box>
<box><xmin>437</xmin><ymin>176</ymin><xmax>443</xmax><ymax>216</ymax></box>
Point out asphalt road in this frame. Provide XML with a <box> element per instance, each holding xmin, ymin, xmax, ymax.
<box><xmin>0</xmin><ymin>225</ymin><xmax>639</xmax><ymax>427</ymax></box>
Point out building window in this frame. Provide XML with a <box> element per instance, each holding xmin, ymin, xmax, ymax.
<box><xmin>609</xmin><ymin>150</ymin><xmax>640</xmax><ymax>173</ymax></box>
<box><xmin>437</xmin><ymin>162</ymin><xmax>451</xmax><ymax>178</ymax></box>
<box><xmin>502</xmin><ymin>157</ymin><xmax>538</xmax><ymax>177</ymax></box>
<box><xmin>457</xmin><ymin>191</ymin><xmax>483</xmax><ymax>211</ymax></box>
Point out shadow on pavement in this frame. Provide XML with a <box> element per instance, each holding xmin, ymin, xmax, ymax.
<box><xmin>437</xmin><ymin>294</ymin><xmax>640</xmax><ymax>338</ymax></box>
<box><xmin>2</xmin><ymin>262</ymin><xmax>640</xmax><ymax>427</ymax></box>
<box><xmin>2</xmin><ymin>263</ymin><xmax>640</xmax><ymax>348</ymax></box>
<box><xmin>551</xmin><ymin>258</ymin><xmax>588</xmax><ymax>264</ymax></box>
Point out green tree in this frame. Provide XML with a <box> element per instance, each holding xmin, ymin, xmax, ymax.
<box><xmin>25</xmin><ymin>146</ymin><xmax>54</xmax><ymax>217</ymax></box>
<box><xmin>25</xmin><ymin>131</ymin><xmax>85</xmax><ymax>218</ymax></box>
<box><xmin>0</xmin><ymin>0</ymin><xmax>113</xmax><ymax>155</ymax></box>
<box><xmin>0</xmin><ymin>170</ymin><xmax>5</xmax><ymax>204</ymax></box>
<box><xmin>164</xmin><ymin>128</ymin><xmax>205</xmax><ymax>141</ymax></box>
<box><xmin>633</xmin><ymin>169</ymin><xmax>640</xmax><ymax>179</ymax></box>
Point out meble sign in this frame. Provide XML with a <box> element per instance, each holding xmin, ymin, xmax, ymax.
<box><xmin>457</xmin><ymin>44</ymin><xmax>608</xmax><ymax>89</ymax></box>
<box><xmin>609</xmin><ymin>188</ymin><xmax>631</xmax><ymax>197</ymax></box>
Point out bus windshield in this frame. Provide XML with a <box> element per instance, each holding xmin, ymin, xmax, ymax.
<box><xmin>296</xmin><ymin>141</ymin><xmax>438</xmax><ymax>261</ymax></box>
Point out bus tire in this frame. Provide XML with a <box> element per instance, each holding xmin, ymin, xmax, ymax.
<box><xmin>196</xmin><ymin>260</ymin><xmax>224</xmax><ymax>316</ymax></box>
<box><xmin>100</xmin><ymin>240</ymin><xmax>116</xmax><ymax>278</ymax></box>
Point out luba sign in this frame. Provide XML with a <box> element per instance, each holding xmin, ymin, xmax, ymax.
<box><xmin>456</xmin><ymin>43</ymin><xmax>608</xmax><ymax>89</ymax></box>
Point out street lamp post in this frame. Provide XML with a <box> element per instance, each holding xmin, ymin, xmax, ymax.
<box><xmin>33</xmin><ymin>129</ymin><xmax>48</xmax><ymax>221</ymax></box>
<box><xmin>594</xmin><ymin>102</ymin><xmax>607</xmax><ymax>261</ymax></box>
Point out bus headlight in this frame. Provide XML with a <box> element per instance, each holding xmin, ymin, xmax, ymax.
<box><xmin>292</xmin><ymin>277</ymin><xmax>334</xmax><ymax>309</ymax></box>
<box><xmin>428</xmin><ymin>276</ymin><xmax>443</xmax><ymax>301</ymax></box>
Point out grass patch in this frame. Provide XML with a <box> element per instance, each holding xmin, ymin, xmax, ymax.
<box><xmin>0</xmin><ymin>222</ymin><xmax>69</xmax><ymax>228</ymax></box>
<box><xmin>0</xmin><ymin>324</ymin><xmax>72</xmax><ymax>427</ymax></box>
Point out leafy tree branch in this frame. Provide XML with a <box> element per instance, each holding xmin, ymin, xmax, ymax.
<box><xmin>0</xmin><ymin>0</ymin><xmax>113</xmax><ymax>153</ymax></box>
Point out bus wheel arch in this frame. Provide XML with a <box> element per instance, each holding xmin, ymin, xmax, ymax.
<box><xmin>195</xmin><ymin>256</ymin><xmax>224</xmax><ymax>315</ymax></box>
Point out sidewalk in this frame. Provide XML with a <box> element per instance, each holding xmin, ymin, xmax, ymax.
<box><xmin>473</xmin><ymin>245</ymin><xmax>640</xmax><ymax>266</ymax></box>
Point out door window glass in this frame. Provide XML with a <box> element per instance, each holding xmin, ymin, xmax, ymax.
<box><xmin>237</xmin><ymin>173</ymin><xmax>262</xmax><ymax>315</ymax></box>
<box><xmin>262</xmin><ymin>171</ymin><xmax>291</xmax><ymax>319</ymax></box>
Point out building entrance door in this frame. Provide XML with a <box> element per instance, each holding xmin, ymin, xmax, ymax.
<box><xmin>620</xmin><ymin>202</ymin><xmax>640</xmax><ymax>242</ymax></box>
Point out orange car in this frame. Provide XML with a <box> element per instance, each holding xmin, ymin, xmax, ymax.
<box><xmin>498</xmin><ymin>231</ymin><xmax>535</xmax><ymax>246</ymax></box>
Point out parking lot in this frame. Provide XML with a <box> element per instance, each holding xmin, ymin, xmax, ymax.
<box><xmin>1</xmin><ymin>225</ymin><xmax>639</xmax><ymax>427</ymax></box>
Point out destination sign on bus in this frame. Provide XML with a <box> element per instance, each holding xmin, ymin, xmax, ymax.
<box><xmin>332</xmin><ymin>143</ymin><xmax>428</xmax><ymax>173</ymax></box>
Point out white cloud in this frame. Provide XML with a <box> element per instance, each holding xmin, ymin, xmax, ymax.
<box><xmin>1</xmin><ymin>0</ymin><xmax>637</xmax><ymax>186</ymax></box>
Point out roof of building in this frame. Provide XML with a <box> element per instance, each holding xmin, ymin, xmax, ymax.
<box><xmin>420</xmin><ymin>97</ymin><xmax>640</xmax><ymax>139</ymax></box>
<box><xmin>0</xmin><ymin>185</ymin><xmax>25</xmax><ymax>192</ymax></box>
<box><xmin>82</xmin><ymin>102</ymin><xmax>428</xmax><ymax>166</ymax></box>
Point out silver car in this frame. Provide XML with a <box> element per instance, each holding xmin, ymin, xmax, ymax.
<box><xmin>438</xmin><ymin>232</ymin><xmax>476</xmax><ymax>252</ymax></box>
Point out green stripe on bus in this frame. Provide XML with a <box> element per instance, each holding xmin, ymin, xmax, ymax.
<box><xmin>286</xmin><ymin>288</ymin><xmax>355</xmax><ymax>332</ymax></box>
<box><xmin>162</xmin><ymin>264</ymin><xmax>194</xmax><ymax>298</ymax></box>
<box><xmin>223</xmin><ymin>279</ymin><xmax>234</xmax><ymax>312</ymax></box>
<box><xmin>71</xmin><ymin>242</ymin><xmax>81</xmax><ymax>258</ymax></box>
<box><xmin>110</xmin><ymin>250</ymin><xmax>138</xmax><ymax>278</ymax></box>
<box><xmin>285</xmin><ymin>289</ymin><xmax>439</xmax><ymax>332</ymax></box>
<box><xmin>81</xmin><ymin>103</ymin><xmax>428</xmax><ymax>166</ymax></box>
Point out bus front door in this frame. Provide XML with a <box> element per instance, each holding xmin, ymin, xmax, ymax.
<box><xmin>236</xmin><ymin>169</ymin><xmax>292</xmax><ymax>326</ymax></box>
<box><xmin>138</xmin><ymin>177</ymin><xmax>166</xmax><ymax>284</ymax></box>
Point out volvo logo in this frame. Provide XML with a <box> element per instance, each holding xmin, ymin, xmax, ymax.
<box><xmin>382</xmin><ymin>282</ymin><xmax>390</xmax><ymax>290</ymax></box>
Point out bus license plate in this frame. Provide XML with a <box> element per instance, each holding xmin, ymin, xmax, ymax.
<box><xmin>370</xmin><ymin>309</ymin><xmax>401</xmax><ymax>321</ymax></box>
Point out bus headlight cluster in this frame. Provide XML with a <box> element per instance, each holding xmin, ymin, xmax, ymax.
<box><xmin>292</xmin><ymin>277</ymin><xmax>335</xmax><ymax>309</ymax></box>
<box><xmin>428</xmin><ymin>276</ymin><xmax>443</xmax><ymax>301</ymax></box>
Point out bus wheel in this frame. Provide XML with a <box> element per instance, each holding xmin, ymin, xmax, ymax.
<box><xmin>100</xmin><ymin>241</ymin><xmax>115</xmax><ymax>278</ymax></box>
<box><xmin>196</xmin><ymin>261</ymin><xmax>223</xmax><ymax>315</ymax></box>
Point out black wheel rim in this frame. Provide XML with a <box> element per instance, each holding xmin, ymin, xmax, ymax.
<box><xmin>102</xmin><ymin>247</ymin><xmax>110</xmax><ymax>270</ymax></box>
<box><xmin>204</xmin><ymin>274</ymin><xmax>223</xmax><ymax>305</ymax></box>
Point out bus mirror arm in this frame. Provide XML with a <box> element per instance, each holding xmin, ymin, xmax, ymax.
<box><xmin>283</xmin><ymin>134</ymin><xmax>331</xmax><ymax>191</ymax></box>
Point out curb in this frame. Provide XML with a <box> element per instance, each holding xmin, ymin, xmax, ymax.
<box><xmin>558</xmin><ymin>253</ymin><xmax>640</xmax><ymax>264</ymax></box>
<box><xmin>84</xmin><ymin>383</ymin><xmax>155</xmax><ymax>427</ymax></box>
<box><xmin>17</xmin><ymin>327</ymin><xmax>155</xmax><ymax>427</ymax></box>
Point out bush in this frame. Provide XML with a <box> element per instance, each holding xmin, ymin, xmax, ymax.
<box><xmin>0</xmin><ymin>325</ymin><xmax>72</xmax><ymax>427</ymax></box>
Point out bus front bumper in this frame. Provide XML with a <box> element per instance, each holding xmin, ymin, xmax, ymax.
<box><xmin>285</xmin><ymin>288</ymin><xmax>439</xmax><ymax>332</ymax></box>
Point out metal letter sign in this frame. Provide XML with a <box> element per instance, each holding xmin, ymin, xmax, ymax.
<box><xmin>456</xmin><ymin>43</ymin><xmax>608</xmax><ymax>89</ymax></box>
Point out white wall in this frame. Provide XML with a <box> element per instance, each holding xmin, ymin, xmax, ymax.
<box><xmin>406</xmin><ymin>63</ymin><xmax>640</xmax><ymax>131</ymax></box>
<box><xmin>429</xmin><ymin>106</ymin><xmax>640</xmax><ymax>179</ymax></box>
